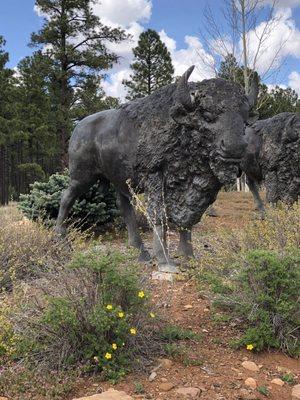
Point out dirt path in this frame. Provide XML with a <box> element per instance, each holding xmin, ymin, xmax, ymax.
<box><xmin>72</xmin><ymin>192</ymin><xmax>299</xmax><ymax>400</ymax></box>
<box><xmin>74</xmin><ymin>279</ymin><xmax>299</xmax><ymax>400</ymax></box>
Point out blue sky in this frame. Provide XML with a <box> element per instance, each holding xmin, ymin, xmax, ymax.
<box><xmin>1</xmin><ymin>0</ymin><xmax>300</xmax><ymax>98</ymax></box>
<box><xmin>2</xmin><ymin>0</ymin><xmax>208</xmax><ymax>66</ymax></box>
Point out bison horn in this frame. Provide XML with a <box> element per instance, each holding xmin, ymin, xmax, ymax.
<box><xmin>176</xmin><ymin>65</ymin><xmax>195</xmax><ymax>111</ymax></box>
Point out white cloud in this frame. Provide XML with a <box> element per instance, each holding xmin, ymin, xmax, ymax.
<box><xmin>105</xmin><ymin>22</ymin><xmax>144</xmax><ymax>69</ymax></box>
<box><xmin>288</xmin><ymin>71</ymin><xmax>300</xmax><ymax>94</ymax></box>
<box><xmin>97</xmin><ymin>0</ymin><xmax>216</xmax><ymax>100</ymax></box>
<box><xmin>263</xmin><ymin>0</ymin><xmax>300</xmax><ymax>7</ymax></box>
<box><xmin>245</xmin><ymin>7</ymin><xmax>300</xmax><ymax>77</ymax></box>
<box><xmin>267</xmin><ymin>83</ymin><xmax>287</xmax><ymax>91</ymax></box>
<box><xmin>103</xmin><ymin>30</ymin><xmax>216</xmax><ymax>100</ymax></box>
<box><xmin>89</xmin><ymin>0</ymin><xmax>153</xmax><ymax>100</ymax></box>
<box><xmin>92</xmin><ymin>0</ymin><xmax>152</xmax><ymax>26</ymax></box>
<box><xmin>159</xmin><ymin>29</ymin><xmax>176</xmax><ymax>52</ymax></box>
<box><xmin>102</xmin><ymin>69</ymin><xmax>132</xmax><ymax>99</ymax></box>
<box><xmin>159</xmin><ymin>31</ymin><xmax>215</xmax><ymax>81</ymax></box>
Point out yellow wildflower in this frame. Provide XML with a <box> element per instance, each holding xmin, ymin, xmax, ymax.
<box><xmin>112</xmin><ymin>343</ymin><xmax>117</xmax><ymax>350</ymax></box>
<box><xmin>150</xmin><ymin>312</ymin><xmax>155</xmax><ymax>318</ymax></box>
<box><xmin>138</xmin><ymin>291</ymin><xmax>145</xmax><ymax>298</ymax></box>
<box><xmin>246</xmin><ymin>344</ymin><xmax>254</xmax><ymax>351</ymax></box>
<box><xmin>105</xmin><ymin>352</ymin><xmax>112</xmax><ymax>360</ymax></box>
<box><xmin>106</xmin><ymin>304</ymin><xmax>113</xmax><ymax>310</ymax></box>
<box><xmin>130</xmin><ymin>328</ymin><xmax>137</xmax><ymax>335</ymax></box>
<box><xmin>118</xmin><ymin>311</ymin><xmax>124</xmax><ymax>318</ymax></box>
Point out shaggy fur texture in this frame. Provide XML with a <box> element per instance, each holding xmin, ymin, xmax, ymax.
<box><xmin>243</xmin><ymin>112</ymin><xmax>300</xmax><ymax>203</ymax></box>
<box><xmin>120</xmin><ymin>79</ymin><xmax>249</xmax><ymax>228</ymax></box>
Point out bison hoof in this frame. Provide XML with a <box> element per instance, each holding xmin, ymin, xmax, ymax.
<box><xmin>158</xmin><ymin>263</ymin><xmax>180</xmax><ymax>274</ymax></box>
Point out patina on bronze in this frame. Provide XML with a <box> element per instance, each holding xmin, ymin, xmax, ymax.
<box><xmin>242</xmin><ymin>112</ymin><xmax>300</xmax><ymax>216</ymax></box>
<box><xmin>56</xmin><ymin>66</ymin><xmax>257</xmax><ymax>272</ymax></box>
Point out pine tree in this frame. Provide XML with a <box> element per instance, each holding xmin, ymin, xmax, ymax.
<box><xmin>0</xmin><ymin>36</ymin><xmax>17</xmax><ymax>205</ymax></box>
<box><xmin>31</xmin><ymin>0</ymin><xmax>127</xmax><ymax>168</ymax></box>
<box><xmin>218</xmin><ymin>54</ymin><xmax>243</xmax><ymax>85</ymax></box>
<box><xmin>259</xmin><ymin>86</ymin><xmax>300</xmax><ymax>119</ymax></box>
<box><xmin>13</xmin><ymin>51</ymin><xmax>57</xmax><ymax>194</ymax></box>
<box><xmin>71</xmin><ymin>75</ymin><xmax>119</xmax><ymax>122</ymax></box>
<box><xmin>123</xmin><ymin>29</ymin><xmax>174</xmax><ymax>100</ymax></box>
<box><xmin>218</xmin><ymin>54</ymin><xmax>263</xmax><ymax>119</ymax></box>
<box><xmin>219</xmin><ymin>56</ymin><xmax>300</xmax><ymax>119</ymax></box>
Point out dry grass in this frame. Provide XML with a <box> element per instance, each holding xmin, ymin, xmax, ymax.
<box><xmin>193</xmin><ymin>198</ymin><xmax>300</xmax><ymax>276</ymax></box>
<box><xmin>0</xmin><ymin>204</ymin><xmax>88</xmax><ymax>290</ymax></box>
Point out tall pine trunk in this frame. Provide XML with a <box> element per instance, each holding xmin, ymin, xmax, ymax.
<box><xmin>0</xmin><ymin>144</ymin><xmax>9</xmax><ymax>205</ymax></box>
<box><xmin>58</xmin><ymin>76</ymin><xmax>69</xmax><ymax>169</ymax></box>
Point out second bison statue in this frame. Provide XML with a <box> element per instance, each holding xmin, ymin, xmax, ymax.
<box><xmin>242</xmin><ymin>112</ymin><xmax>300</xmax><ymax>216</ymax></box>
<box><xmin>56</xmin><ymin>66</ymin><xmax>257</xmax><ymax>272</ymax></box>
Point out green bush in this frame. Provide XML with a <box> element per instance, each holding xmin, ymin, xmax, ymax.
<box><xmin>18</xmin><ymin>171</ymin><xmax>118</xmax><ymax>230</ymax></box>
<box><xmin>195</xmin><ymin>203</ymin><xmax>300</xmax><ymax>356</ymax></box>
<box><xmin>7</xmin><ymin>249</ymin><xmax>162</xmax><ymax>380</ymax></box>
<box><xmin>226</xmin><ymin>249</ymin><xmax>300</xmax><ymax>356</ymax></box>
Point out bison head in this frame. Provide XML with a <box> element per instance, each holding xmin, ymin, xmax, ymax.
<box><xmin>171</xmin><ymin>66</ymin><xmax>258</xmax><ymax>185</ymax></box>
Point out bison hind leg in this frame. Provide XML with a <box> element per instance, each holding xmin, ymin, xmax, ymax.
<box><xmin>55</xmin><ymin>175</ymin><xmax>98</xmax><ymax>236</ymax></box>
<box><xmin>117</xmin><ymin>192</ymin><xmax>151</xmax><ymax>262</ymax></box>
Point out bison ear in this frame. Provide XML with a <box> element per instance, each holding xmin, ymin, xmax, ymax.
<box><xmin>247</xmin><ymin>71</ymin><xmax>259</xmax><ymax>109</ymax></box>
<box><xmin>175</xmin><ymin>65</ymin><xmax>195</xmax><ymax>111</ymax></box>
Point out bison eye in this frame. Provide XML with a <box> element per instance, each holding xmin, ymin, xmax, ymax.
<box><xmin>202</xmin><ymin>111</ymin><xmax>215</xmax><ymax>122</ymax></box>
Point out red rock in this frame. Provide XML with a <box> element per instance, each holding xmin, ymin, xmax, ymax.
<box><xmin>175</xmin><ymin>387</ymin><xmax>201</xmax><ymax>398</ymax></box>
<box><xmin>271</xmin><ymin>378</ymin><xmax>284</xmax><ymax>386</ymax></box>
<box><xmin>73</xmin><ymin>389</ymin><xmax>133</xmax><ymax>400</ymax></box>
<box><xmin>244</xmin><ymin>378</ymin><xmax>257</xmax><ymax>389</ymax></box>
<box><xmin>241</xmin><ymin>361</ymin><xmax>259</xmax><ymax>372</ymax></box>
<box><xmin>292</xmin><ymin>384</ymin><xmax>300</xmax><ymax>400</ymax></box>
<box><xmin>158</xmin><ymin>382</ymin><xmax>175</xmax><ymax>392</ymax></box>
<box><xmin>158</xmin><ymin>358</ymin><xmax>173</xmax><ymax>369</ymax></box>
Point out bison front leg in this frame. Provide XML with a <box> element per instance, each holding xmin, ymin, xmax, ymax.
<box><xmin>117</xmin><ymin>192</ymin><xmax>151</xmax><ymax>262</ymax></box>
<box><xmin>178</xmin><ymin>229</ymin><xmax>194</xmax><ymax>258</ymax></box>
<box><xmin>146</xmin><ymin>173</ymin><xmax>179</xmax><ymax>273</ymax></box>
<box><xmin>153</xmin><ymin>224</ymin><xmax>179</xmax><ymax>273</ymax></box>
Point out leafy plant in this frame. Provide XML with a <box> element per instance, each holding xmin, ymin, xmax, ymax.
<box><xmin>164</xmin><ymin>343</ymin><xmax>185</xmax><ymax>358</ymax></box>
<box><xmin>281</xmin><ymin>373</ymin><xmax>295</xmax><ymax>385</ymax></box>
<box><xmin>160</xmin><ymin>325</ymin><xmax>202</xmax><ymax>341</ymax></box>
<box><xmin>0</xmin><ymin>366</ymin><xmax>77</xmax><ymax>400</ymax></box>
<box><xmin>134</xmin><ymin>382</ymin><xmax>145</xmax><ymax>394</ymax></box>
<box><xmin>257</xmin><ymin>385</ymin><xmax>269</xmax><ymax>397</ymax></box>
<box><xmin>6</xmin><ymin>248</ymin><xmax>162</xmax><ymax>380</ymax></box>
<box><xmin>182</xmin><ymin>356</ymin><xmax>204</xmax><ymax>366</ymax></box>
<box><xmin>18</xmin><ymin>170</ymin><xmax>118</xmax><ymax>230</ymax></box>
<box><xmin>225</xmin><ymin>250</ymin><xmax>299</xmax><ymax>355</ymax></box>
<box><xmin>195</xmin><ymin>204</ymin><xmax>300</xmax><ymax>357</ymax></box>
